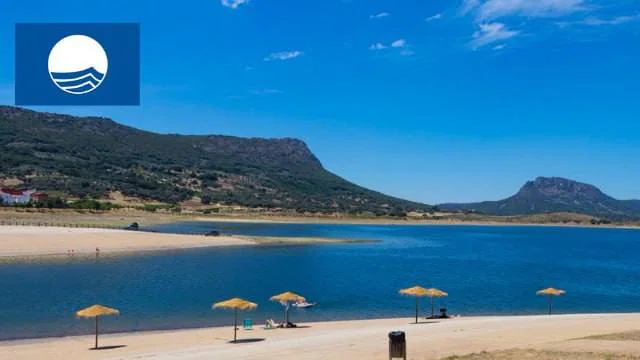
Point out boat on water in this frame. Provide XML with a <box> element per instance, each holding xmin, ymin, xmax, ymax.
<box><xmin>292</xmin><ymin>301</ymin><xmax>317</xmax><ymax>308</ymax></box>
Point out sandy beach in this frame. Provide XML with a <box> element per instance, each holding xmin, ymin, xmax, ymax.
<box><xmin>2</xmin><ymin>314</ymin><xmax>640</xmax><ymax>359</ymax></box>
<box><xmin>0</xmin><ymin>226</ymin><xmax>370</xmax><ymax>258</ymax></box>
<box><xmin>0</xmin><ymin>226</ymin><xmax>253</xmax><ymax>258</ymax></box>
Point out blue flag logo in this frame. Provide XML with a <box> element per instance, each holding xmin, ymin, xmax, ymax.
<box><xmin>48</xmin><ymin>35</ymin><xmax>108</xmax><ymax>95</ymax></box>
<box><xmin>15</xmin><ymin>23</ymin><xmax>140</xmax><ymax>106</ymax></box>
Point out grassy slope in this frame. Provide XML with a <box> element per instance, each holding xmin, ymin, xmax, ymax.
<box><xmin>0</xmin><ymin>106</ymin><xmax>430</xmax><ymax>214</ymax></box>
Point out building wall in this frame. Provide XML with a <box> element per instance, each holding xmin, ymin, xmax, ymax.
<box><xmin>0</xmin><ymin>190</ymin><xmax>36</xmax><ymax>205</ymax></box>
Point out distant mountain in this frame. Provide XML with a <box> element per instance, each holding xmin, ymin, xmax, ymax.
<box><xmin>0</xmin><ymin>106</ymin><xmax>430</xmax><ymax>214</ymax></box>
<box><xmin>441</xmin><ymin>177</ymin><xmax>640</xmax><ymax>219</ymax></box>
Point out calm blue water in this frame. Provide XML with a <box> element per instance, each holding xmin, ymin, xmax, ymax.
<box><xmin>1</xmin><ymin>222</ymin><xmax>639</xmax><ymax>340</ymax></box>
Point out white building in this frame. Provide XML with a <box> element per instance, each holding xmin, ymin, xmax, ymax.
<box><xmin>0</xmin><ymin>188</ymin><xmax>36</xmax><ymax>205</ymax></box>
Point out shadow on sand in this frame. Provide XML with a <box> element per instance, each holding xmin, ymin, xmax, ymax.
<box><xmin>281</xmin><ymin>325</ymin><xmax>312</xmax><ymax>329</ymax></box>
<box><xmin>89</xmin><ymin>345</ymin><xmax>127</xmax><ymax>351</ymax></box>
<box><xmin>409</xmin><ymin>321</ymin><xmax>440</xmax><ymax>325</ymax></box>
<box><xmin>230</xmin><ymin>338</ymin><xmax>266</xmax><ymax>344</ymax></box>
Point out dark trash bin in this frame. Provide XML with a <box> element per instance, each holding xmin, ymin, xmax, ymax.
<box><xmin>388</xmin><ymin>331</ymin><xmax>406</xmax><ymax>359</ymax></box>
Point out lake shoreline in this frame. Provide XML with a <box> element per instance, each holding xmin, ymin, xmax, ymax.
<box><xmin>1</xmin><ymin>208</ymin><xmax>638</xmax><ymax>230</ymax></box>
<box><xmin>0</xmin><ymin>226</ymin><xmax>372</xmax><ymax>260</ymax></box>
<box><xmin>2</xmin><ymin>224</ymin><xmax>640</xmax><ymax>359</ymax></box>
<box><xmin>0</xmin><ymin>217</ymin><xmax>635</xmax><ymax>260</ymax></box>
<box><xmin>3</xmin><ymin>313</ymin><xmax>640</xmax><ymax>359</ymax></box>
<box><xmin>192</xmin><ymin>215</ymin><xmax>640</xmax><ymax>230</ymax></box>
<box><xmin>1</xmin><ymin>311</ymin><xmax>637</xmax><ymax>342</ymax></box>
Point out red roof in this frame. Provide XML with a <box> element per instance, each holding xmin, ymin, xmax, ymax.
<box><xmin>1</xmin><ymin>188</ymin><xmax>27</xmax><ymax>196</ymax></box>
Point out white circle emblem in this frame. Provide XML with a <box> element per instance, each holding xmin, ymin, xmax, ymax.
<box><xmin>48</xmin><ymin>35</ymin><xmax>108</xmax><ymax>95</ymax></box>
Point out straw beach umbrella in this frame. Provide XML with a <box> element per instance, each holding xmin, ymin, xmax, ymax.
<box><xmin>76</xmin><ymin>304</ymin><xmax>120</xmax><ymax>349</ymax></box>
<box><xmin>213</xmin><ymin>298</ymin><xmax>258</xmax><ymax>343</ymax></box>
<box><xmin>425</xmin><ymin>288</ymin><xmax>448</xmax><ymax>318</ymax></box>
<box><xmin>270</xmin><ymin>291</ymin><xmax>305</xmax><ymax>326</ymax></box>
<box><xmin>537</xmin><ymin>288</ymin><xmax>566</xmax><ymax>315</ymax></box>
<box><xmin>399</xmin><ymin>286</ymin><xmax>430</xmax><ymax>323</ymax></box>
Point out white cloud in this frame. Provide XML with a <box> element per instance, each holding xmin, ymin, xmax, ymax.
<box><xmin>264</xmin><ymin>50</ymin><xmax>304</xmax><ymax>61</ymax></box>
<box><xmin>370</xmin><ymin>12</ymin><xmax>390</xmax><ymax>19</ymax></box>
<box><xmin>469</xmin><ymin>22</ymin><xmax>519</xmax><ymax>49</ymax></box>
<box><xmin>492</xmin><ymin>44</ymin><xmax>507</xmax><ymax>50</ymax></box>
<box><xmin>462</xmin><ymin>0</ymin><xmax>586</xmax><ymax>21</ymax></box>
<box><xmin>221</xmin><ymin>0</ymin><xmax>249</xmax><ymax>9</ymax></box>
<box><xmin>581</xmin><ymin>14</ymin><xmax>640</xmax><ymax>26</ymax></box>
<box><xmin>425</xmin><ymin>13</ymin><xmax>443</xmax><ymax>22</ymax></box>
<box><xmin>250</xmin><ymin>88</ymin><xmax>283</xmax><ymax>95</ymax></box>
<box><xmin>369</xmin><ymin>39</ymin><xmax>414</xmax><ymax>55</ymax></box>
<box><xmin>555</xmin><ymin>13</ymin><xmax>640</xmax><ymax>28</ymax></box>
<box><xmin>460</xmin><ymin>0</ymin><xmax>481</xmax><ymax>15</ymax></box>
<box><xmin>391</xmin><ymin>39</ymin><xmax>407</xmax><ymax>48</ymax></box>
<box><xmin>369</xmin><ymin>43</ymin><xmax>387</xmax><ymax>50</ymax></box>
<box><xmin>226</xmin><ymin>95</ymin><xmax>246</xmax><ymax>100</ymax></box>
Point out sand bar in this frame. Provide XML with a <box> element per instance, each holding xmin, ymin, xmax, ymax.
<box><xmin>0</xmin><ymin>226</ymin><xmax>253</xmax><ymax>257</ymax></box>
<box><xmin>2</xmin><ymin>314</ymin><xmax>640</xmax><ymax>359</ymax></box>
<box><xmin>0</xmin><ymin>226</ymin><xmax>369</xmax><ymax>258</ymax></box>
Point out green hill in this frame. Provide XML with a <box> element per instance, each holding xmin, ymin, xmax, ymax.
<box><xmin>0</xmin><ymin>106</ymin><xmax>430</xmax><ymax>214</ymax></box>
<box><xmin>441</xmin><ymin>177</ymin><xmax>640</xmax><ymax>220</ymax></box>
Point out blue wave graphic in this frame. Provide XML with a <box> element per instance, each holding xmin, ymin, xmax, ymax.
<box><xmin>50</xmin><ymin>67</ymin><xmax>105</xmax><ymax>94</ymax></box>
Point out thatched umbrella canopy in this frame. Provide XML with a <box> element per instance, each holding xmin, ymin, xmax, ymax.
<box><xmin>536</xmin><ymin>288</ymin><xmax>566</xmax><ymax>315</ymax></box>
<box><xmin>425</xmin><ymin>288</ymin><xmax>448</xmax><ymax>318</ymax></box>
<box><xmin>76</xmin><ymin>304</ymin><xmax>120</xmax><ymax>349</ymax></box>
<box><xmin>213</xmin><ymin>298</ymin><xmax>258</xmax><ymax>343</ymax></box>
<box><xmin>270</xmin><ymin>292</ymin><xmax>305</xmax><ymax>325</ymax></box>
<box><xmin>399</xmin><ymin>286</ymin><xmax>430</xmax><ymax>323</ymax></box>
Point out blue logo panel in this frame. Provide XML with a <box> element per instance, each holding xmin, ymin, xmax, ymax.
<box><xmin>15</xmin><ymin>23</ymin><xmax>140</xmax><ymax>106</ymax></box>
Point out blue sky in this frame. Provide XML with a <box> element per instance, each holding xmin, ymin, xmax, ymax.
<box><xmin>1</xmin><ymin>0</ymin><xmax>640</xmax><ymax>204</ymax></box>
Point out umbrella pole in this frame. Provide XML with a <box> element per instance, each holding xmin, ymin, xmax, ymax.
<box><xmin>234</xmin><ymin>308</ymin><xmax>238</xmax><ymax>343</ymax></box>
<box><xmin>431</xmin><ymin>296</ymin><xmax>435</xmax><ymax>318</ymax></box>
<box><xmin>415</xmin><ymin>297</ymin><xmax>418</xmax><ymax>324</ymax></box>
<box><xmin>95</xmin><ymin>316</ymin><xmax>99</xmax><ymax>349</ymax></box>
<box><xmin>548</xmin><ymin>296</ymin><xmax>552</xmax><ymax>315</ymax></box>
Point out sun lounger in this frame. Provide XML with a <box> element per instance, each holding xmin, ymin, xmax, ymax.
<box><xmin>264</xmin><ymin>319</ymin><xmax>277</xmax><ymax>330</ymax></box>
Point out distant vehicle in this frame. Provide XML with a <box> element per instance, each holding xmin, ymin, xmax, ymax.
<box><xmin>124</xmin><ymin>222</ymin><xmax>139</xmax><ymax>231</ymax></box>
<box><xmin>204</xmin><ymin>230</ymin><xmax>221</xmax><ymax>237</ymax></box>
